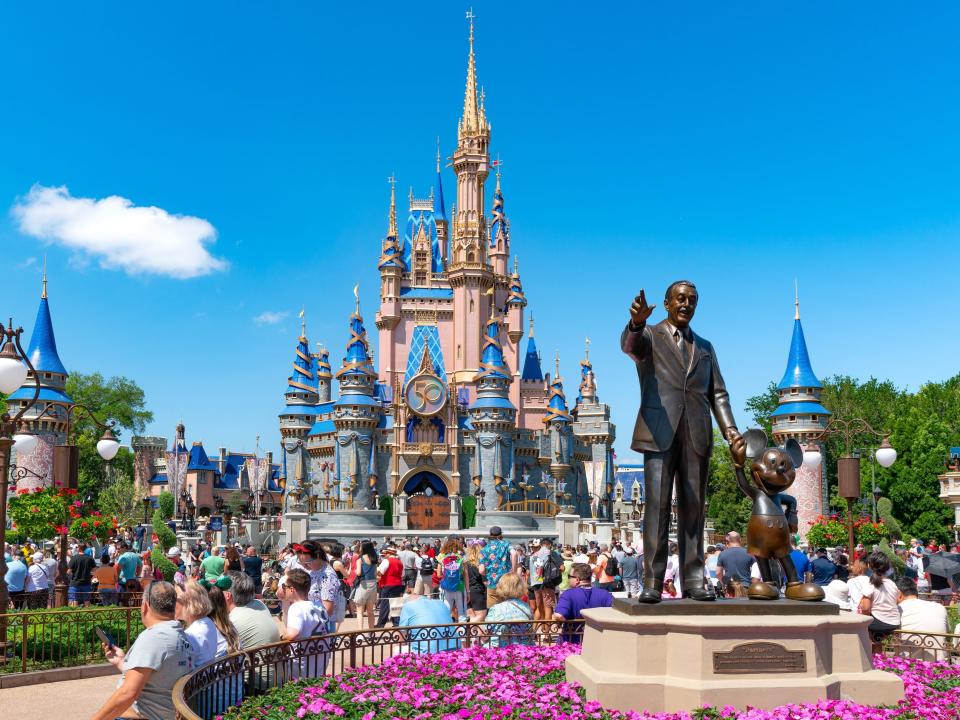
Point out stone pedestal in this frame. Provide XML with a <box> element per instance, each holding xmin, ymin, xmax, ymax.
<box><xmin>565</xmin><ymin>600</ymin><xmax>903</xmax><ymax>714</ymax></box>
<box><xmin>282</xmin><ymin>511</ymin><xmax>309</xmax><ymax>545</ymax></box>
<box><xmin>555</xmin><ymin>513</ymin><xmax>582</xmax><ymax>547</ymax></box>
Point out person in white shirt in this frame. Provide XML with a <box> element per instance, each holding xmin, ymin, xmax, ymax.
<box><xmin>846</xmin><ymin>559</ymin><xmax>870</xmax><ymax>611</ymax></box>
<box><xmin>26</xmin><ymin>553</ymin><xmax>51</xmax><ymax>592</ymax></box>
<box><xmin>176</xmin><ymin>581</ymin><xmax>225</xmax><ymax>666</ymax></box>
<box><xmin>278</xmin><ymin>568</ymin><xmax>328</xmax><ymax>678</ymax></box>
<box><xmin>858</xmin><ymin>552</ymin><xmax>901</xmax><ymax>639</ymax></box>
<box><xmin>897</xmin><ymin>577</ymin><xmax>948</xmax><ymax>660</ymax></box>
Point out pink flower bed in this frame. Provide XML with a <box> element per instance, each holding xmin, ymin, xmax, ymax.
<box><xmin>219</xmin><ymin>645</ymin><xmax>960</xmax><ymax>720</ymax></box>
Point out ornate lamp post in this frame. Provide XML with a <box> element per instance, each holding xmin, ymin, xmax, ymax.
<box><xmin>141</xmin><ymin>495</ymin><xmax>152</xmax><ymax>523</ymax></box>
<box><xmin>0</xmin><ymin>320</ymin><xmax>43</xmax><ymax>620</ymax></box>
<box><xmin>802</xmin><ymin>419</ymin><xmax>897</xmax><ymax>560</ymax></box>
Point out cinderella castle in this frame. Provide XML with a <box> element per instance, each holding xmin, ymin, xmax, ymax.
<box><xmin>278</xmin><ymin>16</ymin><xmax>616</xmax><ymax>536</ymax></box>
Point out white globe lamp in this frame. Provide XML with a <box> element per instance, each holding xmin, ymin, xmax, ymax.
<box><xmin>802</xmin><ymin>448</ymin><xmax>822</xmax><ymax>469</ymax></box>
<box><xmin>0</xmin><ymin>341</ymin><xmax>28</xmax><ymax>394</ymax></box>
<box><xmin>875</xmin><ymin>437</ymin><xmax>897</xmax><ymax>469</ymax></box>
<box><xmin>96</xmin><ymin>427</ymin><xmax>121</xmax><ymax>461</ymax></box>
<box><xmin>12</xmin><ymin>432</ymin><xmax>38</xmax><ymax>455</ymax></box>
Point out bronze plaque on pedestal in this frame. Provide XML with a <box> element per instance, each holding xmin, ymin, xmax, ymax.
<box><xmin>713</xmin><ymin>642</ymin><xmax>806</xmax><ymax>674</ymax></box>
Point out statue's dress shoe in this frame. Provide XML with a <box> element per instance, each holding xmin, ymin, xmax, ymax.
<box><xmin>682</xmin><ymin>587</ymin><xmax>716</xmax><ymax>601</ymax></box>
<box><xmin>747</xmin><ymin>580</ymin><xmax>779</xmax><ymax>600</ymax></box>
<box><xmin>636</xmin><ymin>588</ymin><xmax>662</xmax><ymax>603</ymax></box>
<box><xmin>785</xmin><ymin>581</ymin><xmax>825</xmax><ymax>601</ymax></box>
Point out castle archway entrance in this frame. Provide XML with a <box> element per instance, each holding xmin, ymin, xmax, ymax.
<box><xmin>404</xmin><ymin>471</ymin><xmax>450</xmax><ymax>531</ymax></box>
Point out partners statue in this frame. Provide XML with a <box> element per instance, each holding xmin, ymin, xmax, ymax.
<box><xmin>733</xmin><ymin>429</ymin><xmax>825</xmax><ymax>601</ymax></box>
<box><xmin>621</xmin><ymin>281</ymin><xmax>743</xmax><ymax>603</ymax></box>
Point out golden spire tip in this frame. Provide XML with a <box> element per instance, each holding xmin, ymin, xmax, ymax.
<box><xmin>436</xmin><ymin>137</ymin><xmax>441</xmax><ymax>173</ymax></box>
<box><xmin>41</xmin><ymin>253</ymin><xmax>48</xmax><ymax>299</ymax></box>
<box><xmin>353</xmin><ymin>284</ymin><xmax>360</xmax><ymax>315</ymax></box>
<box><xmin>529</xmin><ymin>312</ymin><xmax>534</xmax><ymax>337</ymax></box>
<box><xmin>585</xmin><ymin>336</ymin><xmax>591</xmax><ymax>361</ymax></box>
<box><xmin>794</xmin><ymin>279</ymin><xmax>800</xmax><ymax>320</ymax></box>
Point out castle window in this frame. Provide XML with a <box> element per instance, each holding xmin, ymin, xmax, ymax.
<box><xmin>789</xmin><ymin>415</ymin><xmax>796</xmax><ymax>422</ymax></box>
<box><xmin>457</xmin><ymin>345</ymin><xmax>462</xmax><ymax>359</ymax></box>
<box><xmin>467</xmin><ymin>251</ymin><xmax>475</xmax><ymax>262</ymax></box>
<box><xmin>790</xmin><ymin>388</ymin><xmax>798</xmax><ymax>394</ymax></box>
<box><xmin>469</xmin><ymin>299</ymin><xmax>474</xmax><ymax>313</ymax></box>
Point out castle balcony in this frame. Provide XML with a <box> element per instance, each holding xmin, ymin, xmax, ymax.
<box><xmin>401</xmin><ymin>442</ymin><xmax>450</xmax><ymax>464</ymax></box>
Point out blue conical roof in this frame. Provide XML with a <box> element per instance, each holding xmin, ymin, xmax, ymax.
<box><xmin>521</xmin><ymin>335</ymin><xmax>543</xmax><ymax>381</ymax></box>
<box><xmin>27</xmin><ymin>296</ymin><xmax>67</xmax><ymax>376</ymax></box>
<box><xmin>778</xmin><ymin>318</ymin><xmax>821</xmax><ymax>390</ymax></box>
<box><xmin>287</xmin><ymin>334</ymin><xmax>317</xmax><ymax>394</ymax></box>
<box><xmin>336</xmin><ymin>311</ymin><xmax>376</xmax><ymax>380</ymax></box>
<box><xmin>476</xmin><ymin>316</ymin><xmax>510</xmax><ymax>380</ymax></box>
<box><xmin>544</xmin><ymin>375</ymin><xmax>571</xmax><ymax>424</ymax></box>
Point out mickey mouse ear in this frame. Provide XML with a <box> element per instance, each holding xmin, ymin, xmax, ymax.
<box><xmin>743</xmin><ymin>429</ymin><xmax>768</xmax><ymax>459</ymax></box>
<box><xmin>783</xmin><ymin>438</ymin><xmax>803</xmax><ymax>470</ymax></box>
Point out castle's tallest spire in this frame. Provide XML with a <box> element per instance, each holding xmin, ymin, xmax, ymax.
<box><xmin>461</xmin><ymin>9</ymin><xmax>480</xmax><ymax>136</ymax></box>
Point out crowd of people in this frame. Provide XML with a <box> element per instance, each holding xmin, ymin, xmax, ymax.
<box><xmin>7</xmin><ymin>525</ymin><xmax>957</xmax><ymax>720</ymax></box>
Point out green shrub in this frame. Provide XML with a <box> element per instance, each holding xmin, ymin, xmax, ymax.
<box><xmin>151</xmin><ymin>508</ymin><xmax>178</xmax><ymax>581</ymax></box>
<box><xmin>158</xmin><ymin>490</ymin><xmax>175</xmax><ymax>520</ymax></box>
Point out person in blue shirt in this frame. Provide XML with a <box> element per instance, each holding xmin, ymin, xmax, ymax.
<box><xmin>809</xmin><ymin>548</ymin><xmax>837</xmax><ymax>587</ymax></box>
<box><xmin>398</xmin><ymin>593</ymin><xmax>461</xmax><ymax>654</ymax></box>
<box><xmin>5</xmin><ymin>553</ymin><xmax>29</xmax><ymax>609</ymax></box>
<box><xmin>789</xmin><ymin>539</ymin><xmax>810</xmax><ymax>582</ymax></box>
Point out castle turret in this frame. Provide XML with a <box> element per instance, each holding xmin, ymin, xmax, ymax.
<box><xmin>315</xmin><ymin>344</ymin><xmax>332</xmax><ymax>404</ymax></box>
<box><xmin>434</xmin><ymin>140</ymin><xmax>448</xmax><ymax>266</ymax></box>
<box><xmin>489</xmin><ymin>170</ymin><xmax>510</xmax><ymax>277</ymax></box>
<box><xmin>334</xmin><ymin>293</ymin><xmax>382</xmax><ymax>509</ymax></box>
<box><xmin>544</xmin><ymin>354</ymin><xmax>573</xmax><ymax>508</ymax></box>
<box><xmin>572</xmin><ymin>338</ymin><xmax>616</xmax><ymax>518</ymax></box>
<box><xmin>7</xmin><ymin>271</ymin><xmax>73</xmax><ymax>489</ymax></box>
<box><xmin>449</xmin><ymin>13</ymin><xmax>495</xmax><ymax>384</ymax></box>
<box><xmin>279</xmin><ymin>311</ymin><xmax>319</xmax><ymax>440</ymax></box>
<box><xmin>469</xmin><ymin>307</ymin><xmax>516</xmax><ymax>508</ymax></box>
<box><xmin>377</xmin><ymin>179</ymin><xmax>404</xmax><ymax>379</ymax></box>
<box><xmin>770</xmin><ymin>289</ymin><xmax>831</xmax><ymax>538</ymax></box>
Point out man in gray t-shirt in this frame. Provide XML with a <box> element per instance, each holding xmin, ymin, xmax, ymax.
<box><xmin>92</xmin><ymin>581</ymin><xmax>194</xmax><ymax>720</ymax></box>
<box><xmin>398</xmin><ymin>544</ymin><xmax>419</xmax><ymax>591</ymax></box>
<box><xmin>226</xmin><ymin>570</ymin><xmax>282</xmax><ymax>649</ymax></box>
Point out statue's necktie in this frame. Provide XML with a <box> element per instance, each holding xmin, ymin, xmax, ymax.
<box><xmin>675</xmin><ymin>329</ymin><xmax>690</xmax><ymax>369</ymax></box>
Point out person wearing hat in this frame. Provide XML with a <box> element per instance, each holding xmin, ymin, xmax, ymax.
<box><xmin>479</xmin><ymin>526</ymin><xmax>518</xmax><ymax>608</ymax></box>
<box><xmin>375</xmin><ymin>545</ymin><xmax>405</xmax><ymax>627</ymax></box>
<box><xmin>558</xmin><ymin>548</ymin><xmax>575</xmax><ymax>591</ymax></box>
<box><xmin>620</xmin><ymin>546</ymin><xmax>641</xmax><ymax>598</ymax></box>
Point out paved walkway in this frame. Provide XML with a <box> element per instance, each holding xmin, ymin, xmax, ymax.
<box><xmin>3</xmin><ymin>615</ymin><xmax>372</xmax><ymax>718</ymax></box>
<box><xmin>3</xmin><ymin>674</ymin><xmax>119</xmax><ymax>719</ymax></box>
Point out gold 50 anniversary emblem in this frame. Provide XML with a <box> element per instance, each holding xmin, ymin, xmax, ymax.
<box><xmin>405</xmin><ymin>373</ymin><xmax>448</xmax><ymax>417</ymax></box>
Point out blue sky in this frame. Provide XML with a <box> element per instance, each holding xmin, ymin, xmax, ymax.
<box><xmin>1</xmin><ymin>3</ymin><xmax>958</xmax><ymax>464</ymax></box>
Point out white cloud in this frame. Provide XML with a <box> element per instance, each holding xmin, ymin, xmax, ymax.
<box><xmin>17</xmin><ymin>257</ymin><xmax>37</xmax><ymax>268</ymax></box>
<box><xmin>253</xmin><ymin>311</ymin><xmax>289</xmax><ymax>326</ymax></box>
<box><xmin>11</xmin><ymin>185</ymin><xmax>227</xmax><ymax>278</ymax></box>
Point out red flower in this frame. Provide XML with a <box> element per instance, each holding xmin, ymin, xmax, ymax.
<box><xmin>81</xmin><ymin>521</ymin><xmax>89</xmax><ymax>528</ymax></box>
<box><xmin>30</xmin><ymin>506</ymin><xmax>39</xmax><ymax>513</ymax></box>
<box><xmin>17</xmin><ymin>488</ymin><xmax>29</xmax><ymax>495</ymax></box>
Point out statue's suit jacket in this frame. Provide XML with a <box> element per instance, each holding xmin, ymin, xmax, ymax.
<box><xmin>620</xmin><ymin>320</ymin><xmax>736</xmax><ymax>455</ymax></box>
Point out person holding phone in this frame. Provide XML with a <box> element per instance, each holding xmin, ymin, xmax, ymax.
<box><xmin>91</xmin><ymin>580</ymin><xmax>195</xmax><ymax>720</ymax></box>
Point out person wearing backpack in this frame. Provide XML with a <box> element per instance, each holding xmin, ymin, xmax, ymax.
<box><xmin>532</xmin><ymin>538</ymin><xmax>562</xmax><ymax>620</ymax></box>
<box><xmin>415</xmin><ymin>549</ymin><xmax>436</xmax><ymax>598</ymax></box>
<box><xmin>595</xmin><ymin>543</ymin><xmax>620</xmax><ymax>591</ymax></box>
<box><xmin>437</xmin><ymin>537</ymin><xmax>467</xmax><ymax>623</ymax></box>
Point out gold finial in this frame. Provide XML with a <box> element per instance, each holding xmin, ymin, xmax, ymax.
<box><xmin>41</xmin><ymin>253</ymin><xmax>47</xmax><ymax>299</ymax></box>
<box><xmin>353</xmin><ymin>284</ymin><xmax>360</xmax><ymax>315</ymax></box>
<box><xmin>299</xmin><ymin>307</ymin><xmax>306</xmax><ymax>338</ymax></box>
<box><xmin>794</xmin><ymin>279</ymin><xmax>800</xmax><ymax>320</ymax></box>
<box><xmin>387</xmin><ymin>175</ymin><xmax>398</xmax><ymax>238</ymax></box>
<box><xmin>554</xmin><ymin>351</ymin><xmax>560</xmax><ymax>379</ymax></box>
<box><xmin>513</xmin><ymin>256</ymin><xmax>518</xmax><ymax>276</ymax></box>
<box><xmin>529</xmin><ymin>312</ymin><xmax>535</xmax><ymax>338</ymax></box>
<box><xmin>485</xmin><ymin>286</ymin><xmax>496</xmax><ymax>319</ymax></box>
<box><xmin>461</xmin><ymin>8</ymin><xmax>480</xmax><ymax>135</ymax></box>
<box><xmin>436</xmin><ymin>137</ymin><xmax>441</xmax><ymax>173</ymax></box>
<box><xmin>585</xmin><ymin>337</ymin><xmax>591</xmax><ymax>361</ymax></box>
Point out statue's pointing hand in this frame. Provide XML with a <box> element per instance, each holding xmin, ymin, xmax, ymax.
<box><xmin>630</xmin><ymin>289</ymin><xmax>656</xmax><ymax>328</ymax></box>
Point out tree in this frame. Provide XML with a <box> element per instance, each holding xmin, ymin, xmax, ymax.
<box><xmin>151</xmin><ymin>493</ymin><xmax>178</xmax><ymax>582</ymax></box>
<box><xmin>706</xmin><ymin>430</ymin><xmax>751</xmax><ymax>535</ymax></box>
<box><xmin>64</xmin><ymin>372</ymin><xmax>153</xmax><ymax>500</ymax></box>
<box><xmin>744</xmin><ymin>383</ymin><xmax>778</xmax><ymax>436</ymax></box>
<box><xmin>225</xmin><ymin>490</ymin><xmax>247</xmax><ymax>517</ymax></box>
<box><xmin>97</xmin><ymin>476</ymin><xmax>141</xmax><ymax>526</ymax></box>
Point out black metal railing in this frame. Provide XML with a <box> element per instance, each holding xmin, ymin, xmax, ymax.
<box><xmin>0</xmin><ymin>603</ymin><xmax>144</xmax><ymax>674</ymax></box>
<box><xmin>174</xmin><ymin>619</ymin><xmax>583</xmax><ymax>720</ymax></box>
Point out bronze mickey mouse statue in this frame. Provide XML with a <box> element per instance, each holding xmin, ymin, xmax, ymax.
<box><xmin>731</xmin><ymin>429</ymin><xmax>825</xmax><ymax>601</ymax></box>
